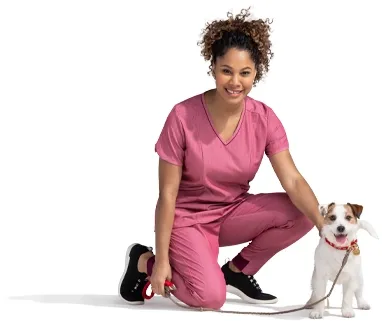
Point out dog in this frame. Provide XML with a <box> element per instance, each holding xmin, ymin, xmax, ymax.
<box><xmin>307</xmin><ymin>202</ymin><xmax>378</xmax><ymax>319</ymax></box>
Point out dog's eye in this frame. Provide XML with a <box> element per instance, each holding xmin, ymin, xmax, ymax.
<box><xmin>329</xmin><ymin>215</ymin><xmax>336</xmax><ymax>221</ymax></box>
<box><xmin>345</xmin><ymin>215</ymin><xmax>352</xmax><ymax>221</ymax></box>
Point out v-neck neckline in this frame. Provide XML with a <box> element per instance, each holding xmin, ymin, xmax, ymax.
<box><xmin>201</xmin><ymin>91</ymin><xmax>246</xmax><ymax>146</ymax></box>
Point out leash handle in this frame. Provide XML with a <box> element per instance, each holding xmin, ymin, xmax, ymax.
<box><xmin>142</xmin><ymin>279</ymin><xmax>176</xmax><ymax>299</ymax></box>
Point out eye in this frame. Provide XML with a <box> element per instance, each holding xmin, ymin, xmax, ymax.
<box><xmin>329</xmin><ymin>215</ymin><xmax>336</xmax><ymax>221</ymax></box>
<box><xmin>345</xmin><ymin>215</ymin><xmax>352</xmax><ymax>221</ymax></box>
<box><xmin>241</xmin><ymin>71</ymin><xmax>251</xmax><ymax>76</ymax></box>
<box><xmin>222</xmin><ymin>69</ymin><xmax>231</xmax><ymax>74</ymax></box>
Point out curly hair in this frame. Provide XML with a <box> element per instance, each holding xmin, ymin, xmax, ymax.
<box><xmin>197</xmin><ymin>7</ymin><xmax>274</xmax><ymax>86</ymax></box>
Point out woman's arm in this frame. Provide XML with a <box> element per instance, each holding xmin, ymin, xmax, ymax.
<box><xmin>269</xmin><ymin>149</ymin><xmax>324</xmax><ymax>231</ymax></box>
<box><xmin>154</xmin><ymin>158</ymin><xmax>182</xmax><ymax>263</ymax></box>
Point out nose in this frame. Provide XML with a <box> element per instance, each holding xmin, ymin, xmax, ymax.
<box><xmin>230</xmin><ymin>74</ymin><xmax>240</xmax><ymax>86</ymax></box>
<box><xmin>337</xmin><ymin>225</ymin><xmax>345</xmax><ymax>233</ymax></box>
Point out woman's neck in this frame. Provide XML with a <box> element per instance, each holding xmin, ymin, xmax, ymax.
<box><xmin>205</xmin><ymin>89</ymin><xmax>244</xmax><ymax>118</ymax></box>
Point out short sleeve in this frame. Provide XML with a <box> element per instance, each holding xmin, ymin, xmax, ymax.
<box><xmin>265</xmin><ymin>107</ymin><xmax>289</xmax><ymax>157</ymax></box>
<box><xmin>154</xmin><ymin>107</ymin><xmax>185</xmax><ymax>166</ymax></box>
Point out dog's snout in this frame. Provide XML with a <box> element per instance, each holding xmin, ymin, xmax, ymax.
<box><xmin>337</xmin><ymin>225</ymin><xmax>345</xmax><ymax>233</ymax></box>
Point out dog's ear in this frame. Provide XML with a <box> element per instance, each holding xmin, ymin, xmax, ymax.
<box><xmin>319</xmin><ymin>202</ymin><xmax>335</xmax><ymax>216</ymax></box>
<box><xmin>359</xmin><ymin>220</ymin><xmax>379</xmax><ymax>239</ymax></box>
<box><xmin>318</xmin><ymin>204</ymin><xmax>328</xmax><ymax>216</ymax></box>
<box><xmin>347</xmin><ymin>203</ymin><xmax>363</xmax><ymax>218</ymax></box>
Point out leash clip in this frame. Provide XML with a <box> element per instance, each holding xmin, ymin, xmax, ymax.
<box><xmin>142</xmin><ymin>280</ymin><xmax>176</xmax><ymax>300</ymax></box>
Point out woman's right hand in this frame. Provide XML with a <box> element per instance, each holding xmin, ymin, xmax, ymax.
<box><xmin>150</xmin><ymin>259</ymin><xmax>172</xmax><ymax>297</ymax></box>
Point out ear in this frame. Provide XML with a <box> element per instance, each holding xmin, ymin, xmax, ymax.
<box><xmin>319</xmin><ymin>204</ymin><xmax>328</xmax><ymax>216</ymax></box>
<box><xmin>211</xmin><ymin>63</ymin><xmax>216</xmax><ymax>78</ymax></box>
<box><xmin>359</xmin><ymin>220</ymin><xmax>379</xmax><ymax>239</ymax></box>
<box><xmin>347</xmin><ymin>203</ymin><xmax>363</xmax><ymax>218</ymax></box>
<box><xmin>319</xmin><ymin>202</ymin><xmax>335</xmax><ymax>216</ymax></box>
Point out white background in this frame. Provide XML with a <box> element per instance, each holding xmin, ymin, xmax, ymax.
<box><xmin>1</xmin><ymin>0</ymin><xmax>381</xmax><ymax>320</ymax></box>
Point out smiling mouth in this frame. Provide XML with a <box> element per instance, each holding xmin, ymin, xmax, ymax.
<box><xmin>334</xmin><ymin>233</ymin><xmax>348</xmax><ymax>244</ymax></box>
<box><xmin>225</xmin><ymin>88</ymin><xmax>243</xmax><ymax>95</ymax></box>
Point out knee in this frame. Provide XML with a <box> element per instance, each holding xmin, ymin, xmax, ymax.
<box><xmin>190</xmin><ymin>277</ymin><xmax>226</xmax><ymax>309</ymax></box>
<box><xmin>196</xmin><ymin>287</ymin><xmax>226</xmax><ymax>310</ymax></box>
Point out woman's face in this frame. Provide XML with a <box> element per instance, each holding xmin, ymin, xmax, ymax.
<box><xmin>212</xmin><ymin>48</ymin><xmax>257</xmax><ymax>106</ymax></box>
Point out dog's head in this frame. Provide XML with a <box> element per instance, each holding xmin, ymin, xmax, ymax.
<box><xmin>319</xmin><ymin>202</ymin><xmax>378</xmax><ymax>246</ymax></box>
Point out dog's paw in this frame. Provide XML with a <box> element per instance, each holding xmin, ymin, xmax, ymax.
<box><xmin>309</xmin><ymin>310</ymin><xmax>323</xmax><ymax>319</ymax></box>
<box><xmin>357</xmin><ymin>300</ymin><xmax>370</xmax><ymax>310</ymax></box>
<box><xmin>341</xmin><ymin>308</ymin><xmax>355</xmax><ymax>318</ymax></box>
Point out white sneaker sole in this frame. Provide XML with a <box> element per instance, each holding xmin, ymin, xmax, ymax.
<box><xmin>227</xmin><ymin>285</ymin><xmax>278</xmax><ymax>304</ymax></box>
<box><xmin>118</xmin><ymin>243</ymin><xmax>145</xmax><ymax>305</ymax></box>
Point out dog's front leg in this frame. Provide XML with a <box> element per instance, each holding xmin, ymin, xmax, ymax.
<box><xmin>309</xmin><ymin>269</ymin><xmax>328</xmax><ymax>319</ymax></box>
<box><xmin>342</xmin><ymin>280</ymin><xmax>356</xmax><ymax>318</ymax></box>
<box><xmin>355</xmin><ymin>272</ymin><xmax>370</xmax><ymax>310</ymax></box>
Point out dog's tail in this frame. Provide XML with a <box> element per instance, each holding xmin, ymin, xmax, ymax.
<box><xmin>359</xmin><ymin>220</ymin><xmax>379</xmax><ymax>239</ymax></box>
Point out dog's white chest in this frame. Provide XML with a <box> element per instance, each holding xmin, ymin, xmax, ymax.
<box><xmin>327</xmin><ymin>257</ymin><xmax>353</xmax><ymax>283</ymax></box>
<box><xmin>315</xmin><ymin>244</ymin><xmax>360</xmax><ymax>284</ymax></box>
<box><xmin>308</xmin><ymin>203</ymin><xmax>378</xmax><ymax>318</ymax></box>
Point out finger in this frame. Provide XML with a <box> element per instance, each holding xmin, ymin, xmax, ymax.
<box><xmin>159</xmin><ymin>285</ymin><xmax>165</xmax><ymax>296</ymax></box>
<box><xmin>153</xmin><ymin>287</ymin><xmax>163</xmax><ymax>296</ymax></box>
<box><xmin>152</xmin><ymin>282</ymin><xmax>159</xmax><ymax>293</ymax></box>
<box><xmin>152</xmin><ymin>283</ymin><xmax>164</xmax><ymax>296</ymax></box>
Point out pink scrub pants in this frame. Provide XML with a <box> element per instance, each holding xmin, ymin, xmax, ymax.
<box><xmin>147</xmin><ymin>192</ymin><xmax>314</xmax><ymax>309</ymax></box>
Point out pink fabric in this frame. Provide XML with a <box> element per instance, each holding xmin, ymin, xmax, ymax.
<box><xmin>149</xmin><ymin>92</ymin><xmax>311</xmax><ymax>309</ymax></box>
<box><xmin>154</xmin><ymin>93</ymin><xmax>289</xmax><ymax>228</ymax></box>
<box><xmin>146</xmin><ymin>192</ymin><xmax>314</xmax><ymax>309</ymax></box>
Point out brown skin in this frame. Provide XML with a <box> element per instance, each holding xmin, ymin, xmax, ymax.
<box><xmin>210</xmin><ymin>48</ymin><xmax>256</xmax><ymax>110</ymax></box>
<box><xmin>144</xmin><ymin>159</ymin><xmax>182</xmax><ymax>296</ymax></box>
<box><xmin>269</xmin><ymin>151</ymin><xmax>324</xmax><ymax>232</ymax></box>
<box><xmin>200</xmin><ymin>10</ymin><xmax>323</xmax><ymax>235</ymax></box>
<box><xmin>147</xmin><ymin>9</ymin><xmax>324</xmax><ymax>294</ymax></box>
<box><xmin>198</xmin><ymin>7</ymin><xmax>273</xmax><ymax>87</ymax></box>
<box><xmin>204</xmin><ymin>48</ymin><xmax>256</xmax><ymax>142</ymax></box>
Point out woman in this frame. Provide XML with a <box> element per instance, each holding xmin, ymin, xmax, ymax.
<box><xmin>119</xmin><ymin>8</ymin><xmax>324</xmax><ymax>310</ymax></box>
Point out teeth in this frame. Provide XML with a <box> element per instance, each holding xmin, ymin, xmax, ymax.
<box><xmin>227</xmin><ymin>89</ymin><xmax>241</xmax><ymax>94</ymax></box>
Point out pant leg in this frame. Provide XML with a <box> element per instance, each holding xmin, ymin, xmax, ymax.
<box><xmin>219</xmin><ymin>192</ymin><xmax>314</xmax><ymax>275</ymax></box>
<box><xmin>147</xmin><ymin>221</ymin><xmax>226</xmax><ymax>309</ymax></box>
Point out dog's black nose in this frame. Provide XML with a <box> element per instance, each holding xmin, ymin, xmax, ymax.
<box><xmin>337</xmin><ymin>225</ymin><xmax>345</xmax><ymax>233</ymax></box>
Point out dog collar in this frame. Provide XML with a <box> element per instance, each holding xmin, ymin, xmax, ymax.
<box><xmin>325</xmin><ymin>238</ymin><xmax>358</xmax><ymax>250</ymax></box>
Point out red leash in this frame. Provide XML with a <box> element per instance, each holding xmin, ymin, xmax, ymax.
<box><xmin>142</xmin><ymin>279</ymin><xmax>176</xmax><ymax>299</ymax></box>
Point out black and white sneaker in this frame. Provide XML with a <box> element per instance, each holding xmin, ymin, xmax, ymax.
<box><xmin>222</xmin><ymin>262</ymin><xmax>278</xmax><ymax>304</ymax></box>
<box><xmin>118</xmin><ymin>243</ymin><xmax>152</xmax><ymax>305</ymax></box>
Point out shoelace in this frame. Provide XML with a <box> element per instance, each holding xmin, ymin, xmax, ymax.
<box><xmin>247</xmin><ymin>275</ymin><xmax>261</xmax><ymax>291</ymax></box>
<box><xmin>135</xmin><ymin>248</ymin><xmax>354</xmax><ymax>315</ymax></box>
<box><xmin>225</xmin><ymin>257</ymin><xmax>262</xmax><ymax>291</ymax></box>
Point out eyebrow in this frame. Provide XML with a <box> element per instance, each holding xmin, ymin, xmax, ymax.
<box><xmin>221</xmin><ymin>65</ymin><xmax>252</xmax><ymax>70</ymax></box>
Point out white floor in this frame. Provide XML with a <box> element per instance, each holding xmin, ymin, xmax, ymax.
<box><xmin>2</xmin><ymin>289</ymin><xmax>379</xmax><ymax>321</ymax></box>
<box><xmin>2</xmin><ymin>229</ymin><xmax>380</xmax><ymax>321</ymax></box>
<box><xmin>2</xmin><ymin>1</ymin><xmax>382</xmax><ymax>320</ymax></box>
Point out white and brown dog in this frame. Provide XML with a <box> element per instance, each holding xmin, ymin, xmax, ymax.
<box><xmin>307</xmin><ymin>202</ymin><xmax>378</xmax><ymax>319</ymax></box>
